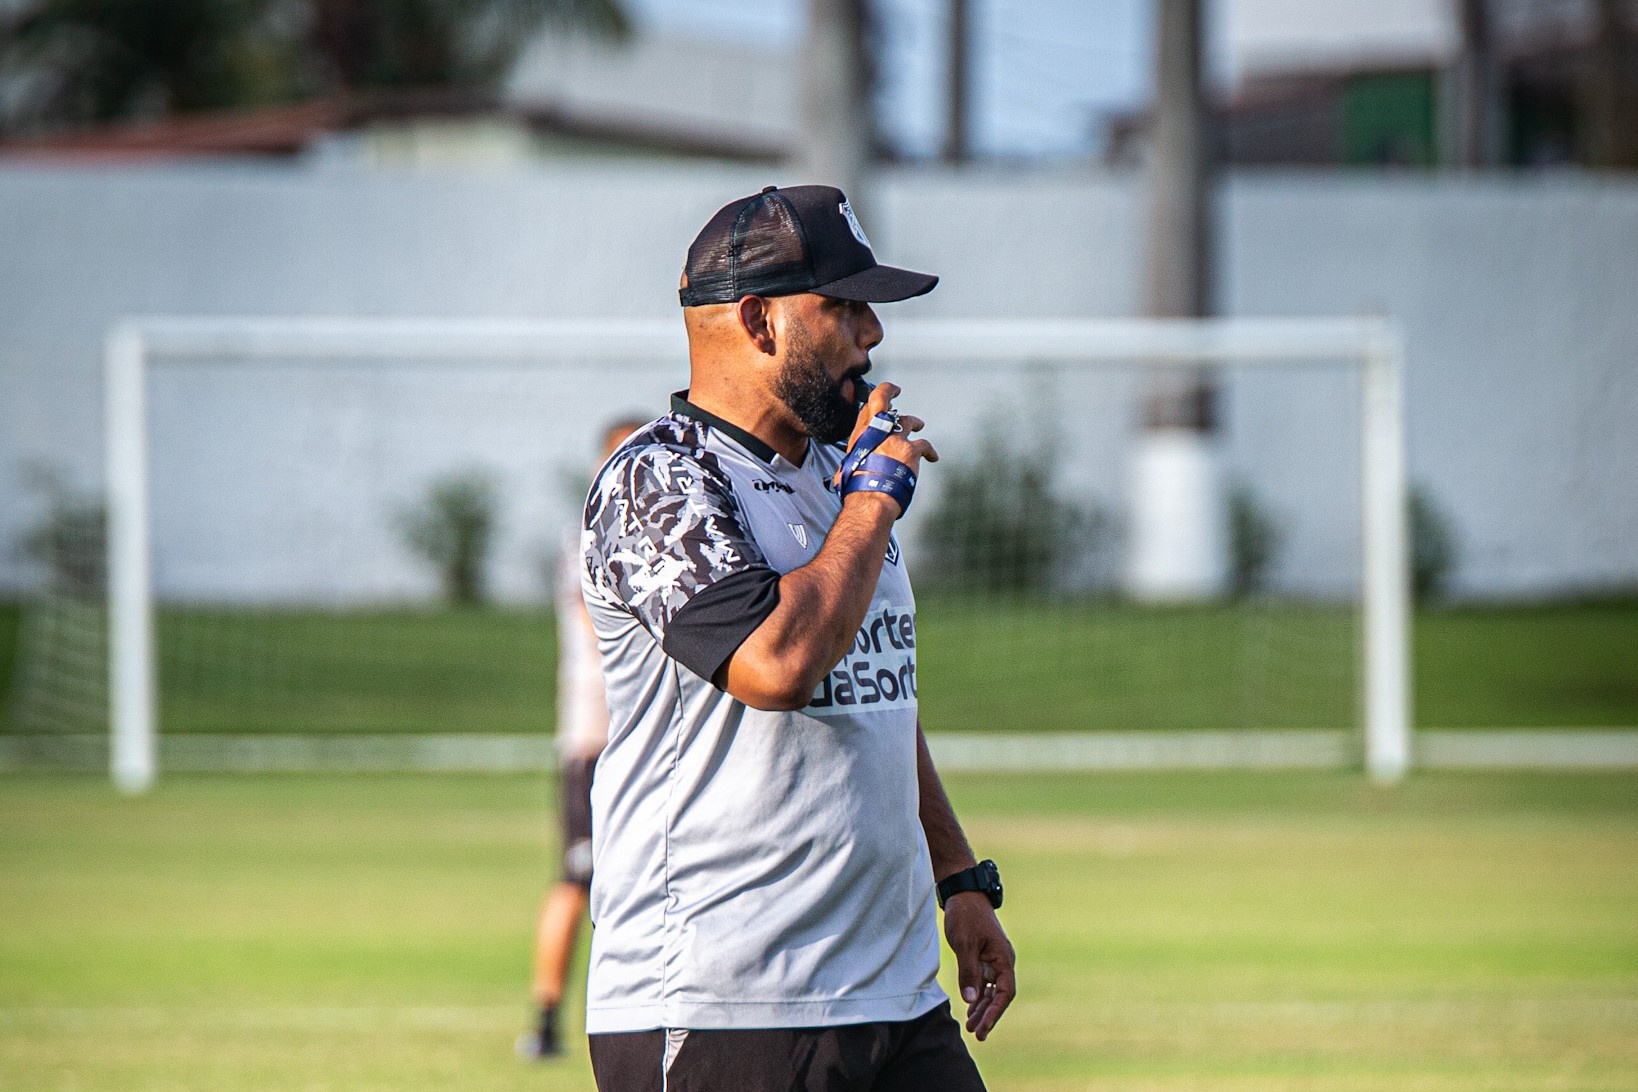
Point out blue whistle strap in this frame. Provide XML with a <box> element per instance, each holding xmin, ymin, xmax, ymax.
<box><xmin>841</xmin><ymin>452</ymin><xmax>917</xmax><ymax>516</ymax></box>
<box><xmin>838</xmin><ymin>411</ymin><xmax>900</xmax><ymax>482</ymax></box>
<box><xmin>841</xmin><ymin>472</ymin><xmax>915</xmax><ymax>516</ymax></box>
<box><xmin>856</xmin><ymin>453</ymin><xmax>916</xmax><ymax>489</ymax></box>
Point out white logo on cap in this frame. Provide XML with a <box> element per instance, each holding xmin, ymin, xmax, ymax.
<box><xmin>838</xmin><ymin>200</ymin><xmax>872</xmax><ymax>249</ymax></box>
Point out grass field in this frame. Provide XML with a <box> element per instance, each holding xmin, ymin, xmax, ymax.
<box><xmin>1</xmin><ymin>771</ymin><xmax>1635</xmax><ymax>1091</ymax></box>
<box><xmin>4</xmin><ymin>600</ymin><xmax>1637</xmax><ymax>736</ymax></box>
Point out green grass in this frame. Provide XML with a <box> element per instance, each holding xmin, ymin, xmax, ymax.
<box><xmin>1415</xmin><ymin>602</ymin><xmax>1638</xmax><ymax>727</ymax></box>
<box><xmin>917</xmin><ymin>600</ymin><xmax>1360</xmax><ymax>732</ymax></box>
<box><xmin>3</xmin><ymin>600</ymin><xmax>1636</xmax><ymax>735</ymax></box>
<box><xmin>1</xmin><ymin>771</ymin><xmax>1634</xmax><ymax>1091</ymax></box>
<box><xmin>153</xmin><ymin>607</ymin><xmax>558</xmax><ymax>734</ymax></box>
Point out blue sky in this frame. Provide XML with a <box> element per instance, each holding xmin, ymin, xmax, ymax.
<box><xmin>626</xmin><ymin>0</ymin><xmax>1158</xmax><ymax>160</ymax></box>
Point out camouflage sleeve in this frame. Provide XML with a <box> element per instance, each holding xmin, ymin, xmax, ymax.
<box><xmin>583</xmin><ymin>443</ymin><xmax>772</xmax><ymax>643</ymax></box>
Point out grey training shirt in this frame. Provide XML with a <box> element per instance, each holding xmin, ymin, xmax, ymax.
<box><xmin>579</xmin><ymin>394</ymin><xmax>944</xmax><ymax>1033</ymax></box>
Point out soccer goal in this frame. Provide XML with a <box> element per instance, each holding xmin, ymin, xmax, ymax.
<box><xmin>93</xmin><ymin>315</ymin><xmax>1409</xmax><ymax>793</ymax></box>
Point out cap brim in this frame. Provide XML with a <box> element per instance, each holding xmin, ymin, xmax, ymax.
<box><xmin>813</xmin><ymin>264</ymin><xmax>939</xmax><ymax>303</ymax></box>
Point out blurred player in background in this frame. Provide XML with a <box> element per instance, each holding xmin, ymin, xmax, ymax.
<box><xmin>519</xmin><ymin>417</ymin><xmax>647</xmax><ymax>1061</ymax></box>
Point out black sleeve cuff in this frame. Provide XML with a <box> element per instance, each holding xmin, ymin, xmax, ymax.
<box><xmin>662</xmin><ymin>567</ymin><xmax>782</xmax><ymax>685</ymax></box>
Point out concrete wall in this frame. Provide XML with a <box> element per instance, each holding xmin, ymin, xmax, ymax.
<box><xmin>1223</xmin><ymin>175</ymin><xmax>1638</xmax><ymax>595</ymax></box>
<box><xmin>2</xmin><ymin>163</ymin><xmax>1634</xmax><ymax>601</ymax></box>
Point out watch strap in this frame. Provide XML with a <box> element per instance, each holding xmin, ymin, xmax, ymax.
<box><xmin>936</xmin><ymin>859</ymin><xmax>1002</xmax><ymax>910</ymax></box>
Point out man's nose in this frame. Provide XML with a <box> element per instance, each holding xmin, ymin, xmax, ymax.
<box><xmin>860</xmin><ymin>305</ymin><xmax>883</xmax><ymax>351</ymax></box>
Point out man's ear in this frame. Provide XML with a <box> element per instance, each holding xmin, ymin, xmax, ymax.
<box><xmin>736</xmin><ymin>295</ymin><xmax>778</xmax><ymax>356</ymax></box>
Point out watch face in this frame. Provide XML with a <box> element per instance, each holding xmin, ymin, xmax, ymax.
<box><xmin>980</xmin><ymin>859</ymin><xmax>1003</xmax><ymax>907</ymax></box>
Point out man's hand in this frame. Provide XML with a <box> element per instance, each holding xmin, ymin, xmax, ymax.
<box><xmin>943</xmin><ymin>892</ymin><xmax>1016</xmax><ymax>1041</ymax></box>
<box><xmin>834</xmin><ymin>381</ymin><xmax>938</xmax><ymax>491</ymax></box>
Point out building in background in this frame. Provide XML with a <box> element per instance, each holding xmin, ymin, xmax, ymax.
<box><xmin>0</xmin><ymin>29</ymin><xmax>796</xmax><ymax>168</ymax></box>
<box><xmin>1109</xmin><ymin>0</ymin><xmax>1638</xmax><ymax>168</ymax></box>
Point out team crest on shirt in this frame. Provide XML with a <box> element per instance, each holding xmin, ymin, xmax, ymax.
<box><xmin>885</xmin><ymin>537</ymin><xmax>901</xmax><ymax>566</ymax></box>
<box><xmin>788</xmin><ymin>523</ymin><xmax>809</xmax><ymax>548</ymax></box>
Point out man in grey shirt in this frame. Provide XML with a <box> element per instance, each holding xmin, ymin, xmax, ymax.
<box><xmin>581</xmin><ymin>185</ymin><xmax>1015</xmax><ymax>1091</ymax></box>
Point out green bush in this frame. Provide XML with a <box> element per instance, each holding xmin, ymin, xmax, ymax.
<box><xmin>916</xmin><ymin>432</ymin><xmax>1108</xmax><ymax>595</ymax></box>
<box><xmin>1410</xmin><ymin>484</ymin><xmax>1458</xmax><ymax>603</ymax></box>
<box><xmin>395</xmin><ymin>470</ymin><xmax>499</xmax><ymax>606</ymax></box>
<box><xmin>1228</xmin><ymin>482</ymin><xmax>1283</xmax><ymax>597</ymax></box>
<box><xmin>16</xmin><ymin>467</ymin><xmax>106</xmax><ymax>599</ymax></box>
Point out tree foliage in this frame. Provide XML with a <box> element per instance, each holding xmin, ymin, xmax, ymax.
<box><xmin>0</xmin><ymin>0</ymin><xmax>629</xmax><ymax>134</ymax></box>
<box><xmin>16</xmin><ymin>465</ymin><xmax>106</xmax><ymax>598</ymax></box>
<box><xmin>1410</xmin><ymin>484</ymin><xmax>1459</xmax><ymax>603</ymax></box>
<box><xmin>916</xmin><ymin>431</ymin><xmax>1107</xmax><ymax>595</ymax></box>
<box><xmin>0</xmin><ymin>0</ymin><xmax>301</xmax><ymax>131</ymax></box>
<box><xmin>307</xmin><ymin>0</ymin><xmax>627</xmax><ymax>92</ymax></box>
<box><xmin>395</xmin><ymin>468</ymin><xmax>499</xmax><ymax>606</ymax></box>
<box><xmin>1228</xmin><ymin>482</ymin><xmax>1283</xmax><ymax>597</ymax></box>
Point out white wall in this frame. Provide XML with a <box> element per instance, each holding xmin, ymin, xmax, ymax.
<box><xmin>1223</xmin><ymin>174</ymin><xmax>1638</xmax><ymax>596</ymax></box>
<box><xmin>2</xmin><ymin>163</ymin><xmax>1634</xmax><ymax>601</ymax></box>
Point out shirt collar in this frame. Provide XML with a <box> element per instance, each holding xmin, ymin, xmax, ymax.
<box><xmin>670</xmin><ymin>391</ymin><xmax>807</xmax><ymax>469</ymax></box>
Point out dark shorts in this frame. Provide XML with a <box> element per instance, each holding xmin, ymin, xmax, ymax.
<box><xmin>559</xmin><ymin>754</ymin><xmax>597</xmax><ymax>888</ymax></box>
<box><xmin>588</xmin><ymin>1001</ymin><xmax>987</xmax><ymax>1092</ymax></box>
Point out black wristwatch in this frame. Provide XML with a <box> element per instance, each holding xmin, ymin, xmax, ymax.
<box><xmin>937</xmin><ymin>859</ymin><xmax>1003</xmax><ymax>910</ymax></box>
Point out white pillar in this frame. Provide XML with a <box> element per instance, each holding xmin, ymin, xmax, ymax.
<box><xmin>106</xmin><ymin>324</ymin><xmax>156</xmax><ymax>794</ymax></box>
<box><xmin>1361</xmin><ymin>329</ymin><xmax>1412</xmax><ymax>784</ymax></box>
<box><xmin>1127</xmin><ymin>428</ymin><xmax>1228</xmax><ymax>600</ymax></box>
<box><xmin>1136</xmin><ymin>0</ymin><xmax>1221</xmax><ymax>599</ymax></box>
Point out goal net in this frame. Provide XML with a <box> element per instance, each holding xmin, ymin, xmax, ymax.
<box><xmin>8</xmin><ymin>316</ymin><xmax>1409</xmax><ymax>788</ymax></box>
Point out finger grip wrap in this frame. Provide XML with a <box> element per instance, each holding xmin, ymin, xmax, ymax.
<box><xmin>841</xmin><ymin>452</ymin><xmax>916</xmax><ymax>516</ymax></box>
<box><xmin>838</xmin><ymin>410</ymin><xmax>902</xmax><ymax>482</ymax></box>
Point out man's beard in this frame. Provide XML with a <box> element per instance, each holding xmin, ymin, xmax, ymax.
<box><xmin>772</xmin><ymin>340</ymin><xmax>858</xmax><ymax>445</ymax></box>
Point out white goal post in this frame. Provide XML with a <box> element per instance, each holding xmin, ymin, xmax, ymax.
<box><xmin>105</xmin><ymin>315</ymin><xmax>1411</xmax><ymax>792</ymax></box>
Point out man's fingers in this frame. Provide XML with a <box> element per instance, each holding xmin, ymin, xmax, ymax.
<box><xmin>962</xmin><ymin>961</ymin><xmax>994</xmax><ymax>1026</ymax></box>
<box><xmin>844</xmin><ymin>382</ymin><xmax>890</xmax><ymax>446</ymax></box>
<box><xmin>972</xmin><ymin>981</ymin><xmax>1014</xmax><ymax>1040</ymax></box>
<box><xmin>843</xmin><ymin>381</ymin><xmax>901</xmax><ymax>459</ymax></box>
<box><xmin>867</xmin><ymin>381</ymin><xmax>900</xmax><ymax>413</ymax></box>
<box><xmin>965</xmin><ymin>994</ymin><xmax>999</xmax><ymax>1034</ymax></box>
<box><xmin>963</xmin><ymin>983</ymin><xmax>995</xmax><ymax>1032</ymax></box>
<box><xmin>965</xmin><ymin>962</ymin><xmax>1015</xmax><ymax>1040</ymax></box>
<box><xmin>913</xmin><ymin>438</ymin><xmax>939</xmax><ymax>463</ymax></box>
<box><xmin>957</xmin><ymin>945</ymin><xmax>1016</xmax><ymax>1040</ymax></box>
<box><xmin>853</xmin><ymin>380</ymin><xmax>898</xmax><ymax>433</ymax></box>
<box><xmin>956</xmin><ymin>947</ymin><xmax>983</xmax><ymax>1007</ymax></box>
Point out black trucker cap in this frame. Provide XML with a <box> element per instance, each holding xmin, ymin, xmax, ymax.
<box><xmin>679</xmin><ymin>185</ymin><xmax>938</xmax><ymax>307</ymax></box>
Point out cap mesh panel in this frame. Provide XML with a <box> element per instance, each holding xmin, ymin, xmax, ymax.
<box><xmin>681</xmin><ymin>194</ymin><xmax>815</xmax><ymax>305</ymax></box>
